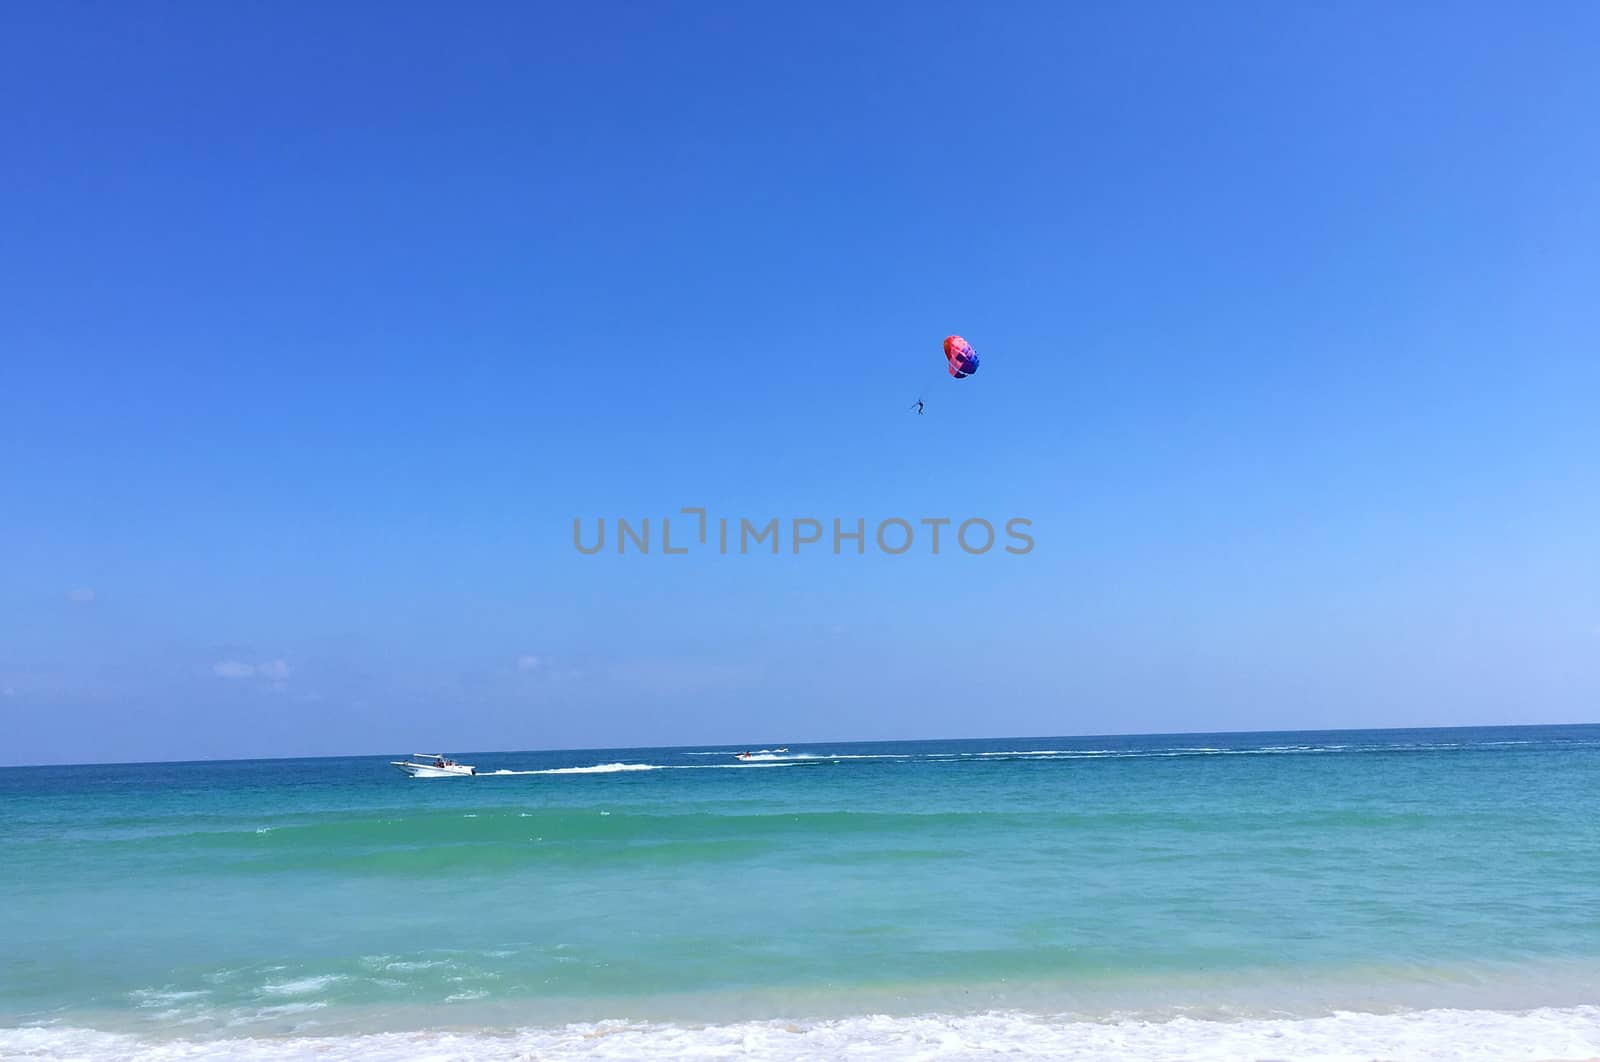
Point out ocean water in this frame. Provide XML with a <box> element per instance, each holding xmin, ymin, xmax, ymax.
<box><xmin>4</xmin><ymin>725</ymin><xmax>1600</xmax><ymax>1060</ymax></box>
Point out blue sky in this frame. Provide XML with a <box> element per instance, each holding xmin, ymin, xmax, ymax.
<box><xmin>2</xmin><ymin>2</ymin><xmax>1597</xmax><ymax>764</ymax></box>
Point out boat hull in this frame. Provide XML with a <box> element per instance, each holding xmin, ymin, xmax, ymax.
<box><xmin>390</xmin><ymin>762</ymin><xmax>476</xmax><ymax>778</ymax></box>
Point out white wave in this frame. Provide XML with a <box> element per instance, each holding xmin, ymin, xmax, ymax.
<box><xmin>12</xmin><ymin>1006</ymin><xmax>1600</xmax><ymax>1060</ymax></box>
<box><xmin>376</xmin><ymin>960</ymin><xmax>451</xmax><ymax>973</ymax></box>
<box><xmin>128</xmin><ymin>988</ymin><xmax>209</xmax><ymax>1008</ymax></box>
<box><xmin>222</xmin><ymin>1001</ymin><xmax>328</xmax><ymax>1028</ymax></box>
<box><xmin>956</xmin><ymin>743</ymin><xmax>1489</xmax><ymax>760</ymax></box>
<box><xmin>258</xmin><ymin>975</ymin><xmax>344</xmax><ymax>997</ymax></box>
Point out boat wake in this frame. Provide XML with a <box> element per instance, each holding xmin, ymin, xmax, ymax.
<box><xmin>485</xmin><ymin>761</ymin><xmax>808</xmax><ymax>776</ymax></box>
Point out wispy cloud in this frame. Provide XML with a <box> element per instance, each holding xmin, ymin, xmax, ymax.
<box><xmin>517</xmin><ymin>654</ymin><xmax>542</xmax><ymax>672</ymax></box>
<box><xmin>67</xmin><ymin>588</ymin><xmax>96</xmax><ymax>604</ymax></box>
<box><xmin>612</xmin><ymin>656</ymin><xmax>759</xmax><ymax>692</ymax></box>
<box><xmin>213</xmin><ymin>657</ymin><xmax>292</xmax><ymax>684</ymax></box>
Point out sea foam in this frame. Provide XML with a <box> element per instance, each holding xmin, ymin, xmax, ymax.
<box><xmin>10</xmin><ymin>1006</ymin><xmax>1600</xmax><ymax>1060</ymax></box>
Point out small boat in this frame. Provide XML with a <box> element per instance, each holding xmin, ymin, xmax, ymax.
<box><xmin>390</xmin><ymin>754</ymin><xmax>477</xmax><ymax>778</ymax></box>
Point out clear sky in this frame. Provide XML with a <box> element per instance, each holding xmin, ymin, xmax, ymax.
<box><xmin>2</xmin><ymin>2</ymin><xmax>1597</xmax><ymax>765</ymax></box>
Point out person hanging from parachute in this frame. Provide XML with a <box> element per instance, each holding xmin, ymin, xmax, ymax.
<box><xmin>909</xmin><ymin>335</ymin><xmax>980</xmax><ymax>413</ymax></box>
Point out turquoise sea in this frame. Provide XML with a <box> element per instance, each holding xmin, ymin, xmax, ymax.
<box><xmin>5</xmin><ymin>725</ymin><xmax>1600</xmax><ymax>1060</ymax></box>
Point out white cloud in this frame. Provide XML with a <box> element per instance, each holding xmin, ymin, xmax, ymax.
<box><xmin>67</xmin><ymin>588</ymin><xmax>96</xmax><ymax>603</ymax></box>
<box><xmin>213</xmin><ymin>658</ymin><xmax>292</xmax><ymax>682</ymax></box>
<box><xmin>517</xmin><ymin>654</ymin><xmax>542</xmax><ymax>672</ymax></box>
<box><xmin>613</xmin><ymin>657</ymin><xmax>757</xmax><ymax>691</ymax></box>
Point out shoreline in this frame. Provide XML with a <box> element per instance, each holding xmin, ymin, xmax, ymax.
<box><xmin>13</xmin><ymin>1005</ymin><xmax>1600</xmax><ymax>1061</ymax></box>
<box><xmin>24</xmin><ymin>955</ymin><xmax>1600</xmax><ymax>1031</ymax></box>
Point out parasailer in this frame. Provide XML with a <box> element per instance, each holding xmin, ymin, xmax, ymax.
<box><xmin>909</xmin><ymin>336</ymin><xmax>981</xmax><ymax>413</ymax></box>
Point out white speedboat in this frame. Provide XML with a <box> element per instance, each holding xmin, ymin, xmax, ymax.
<box><xmin>390</xmin><ymin>754</ymin><xmax>477</xmax><ymax>778</ymax></box>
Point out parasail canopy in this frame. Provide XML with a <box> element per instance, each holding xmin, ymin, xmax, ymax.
<box><xmin>943</xmin><ymin>335</ymin><xmax>980</xmax><ymax>379</ymax></box>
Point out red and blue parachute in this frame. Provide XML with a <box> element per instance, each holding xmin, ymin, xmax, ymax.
<box><xmin>944</xmin><ymin>335</ymin><xmax>980</xmax><ymax>378</ymax></box>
